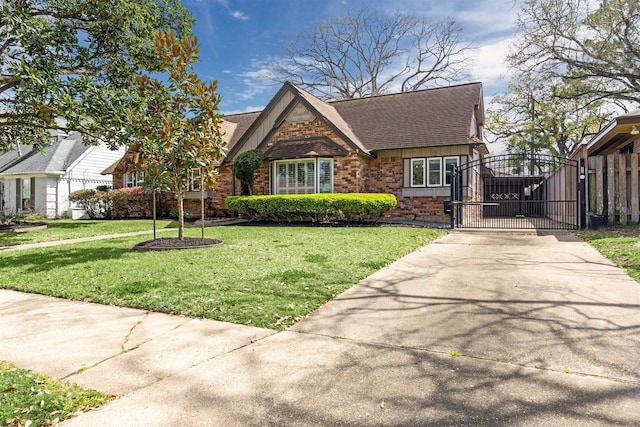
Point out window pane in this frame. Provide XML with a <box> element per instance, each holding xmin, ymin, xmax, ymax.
<box><xmin>274</xmin><ymin>160</ymin><xmax>317</xmax><ymax>194</ymax></box>
<box><xmin>278</xmin><ymin>164</ymin><xmax>286</xmax><ymax>189</ymax></box>
<box><xmin>22</xmin><ymin>178</ymin><xmax>30</xmax><ymax>199</ymax></box>
<box><xmin>428</xmin><ymin>158</ymin><xmax>442</xmax><ymax>186</ymax></box>
<box><xmin>444</xmin><ymin>157</ymin><xmax>459</xmax><ymax>185</ymax></box>
<box><xmin>411</xmin><ymin>159</ymin><xmax>425</xmax><ymax>187</ymax></box>
<box><xmin>190</xmin><ymin>169</ymin><xmax>201</xmax><ymax>191</ymax></box>
<box><xmin>318</xmin><ymin>159</ymin><xmax>333</xmax><ymax>193</ymax></box>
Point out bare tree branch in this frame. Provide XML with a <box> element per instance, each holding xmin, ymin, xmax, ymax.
<box><xmin>272</xmin><ymin>7</ymin><xmax>473</xmax><ymax>100</ymax></box>
<box><xmin>509</xmin><ymin>0</ymin><xmax>640</xmax><ymax>106</ymax></box>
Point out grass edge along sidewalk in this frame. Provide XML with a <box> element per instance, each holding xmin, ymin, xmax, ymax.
<box><xmin>0</xmin><ymin>219</ymin><xmax>176</xmax><ymax>247</ymax></box>
<box><xmin>1</xmin><ymin>361</ymin><xmax>113</xmax><ymax>427</ymax></box>
<box><xmin>0</xmin><ymin>225</ymin><xmax>446</xmax><ymax>330</ymax></box>
<box><xmin>576</xmin><ymin>225</ymin><xmax>640</xmax><ymax>282</ymax></box>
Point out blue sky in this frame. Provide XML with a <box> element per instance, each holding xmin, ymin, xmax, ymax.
<box><xmin>182</xmin><ymin>0</ymin><xmax>521</xmax><ymax>115</ymax></box>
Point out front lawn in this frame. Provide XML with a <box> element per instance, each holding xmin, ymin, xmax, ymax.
<box><xmin>0</xmin><ymin>225</ymin><xmax>445</xmax><ymax>329</ymax></box>
<box><xmin>577</xmin><ymin>225</ymin><xmax>640</xmax><ymax>282</ymax></box>
<box><xmin>0</xmin><ymin>361</ymin><xmax>112</xmax><ymax>427</ymax></box>
<box><xmin>0</xmin><ymin>219</ymin><xmax>174</xmax><ymax>247</ymax></box>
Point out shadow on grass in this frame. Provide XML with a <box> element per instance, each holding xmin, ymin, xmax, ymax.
<box><xmin>0</xmin><ymin>245</ymin><xmax>130</xmax><ymax>274</ymax></box>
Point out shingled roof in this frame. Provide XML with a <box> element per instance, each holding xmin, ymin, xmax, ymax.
<box><xmin>332</xmin><ymin>82</ymin><xmax>483</xmax><ymax>150</ymax></box>
<box><xmin>0</xmin><ymin>132</ymin><xmax>88</xmax><ymax>175</ymax></box>
<box><xmin>222</xmin><ymin>82</ymin><xmax>484</xmax><ymax>156</ymax></box>
<box><xmin>222</xmin><ymin>111</ymin><xmax>261</xmax><ymax>153</ymax></box>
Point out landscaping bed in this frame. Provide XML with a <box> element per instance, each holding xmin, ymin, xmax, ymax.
<box><xmin>133</xmin><ymin>237</ymin><xmax>222</xmax><ymax>251</ymax></box>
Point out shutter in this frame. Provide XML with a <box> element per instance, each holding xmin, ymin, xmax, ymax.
<box><xmin>16</xmin><ymin>179</ymin><xmax>21</xmax><ymax>212</ymax></box>
<box><xmin>403</xmin><ymin>158</ymin><xmax>410</xmax><ymax>188</ymax></box>
<box><xmin>30</xmin><ymin>177</ymin><xmax>36</xmax><ymax>210</ymax></box>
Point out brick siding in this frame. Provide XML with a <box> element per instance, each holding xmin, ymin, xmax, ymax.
<box><xmin>110</xmin><ymin>117</ymin><xmax>459</xmax><ymax>223</ymax></box>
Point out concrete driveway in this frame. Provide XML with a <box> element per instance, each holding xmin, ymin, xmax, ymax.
<box><xmin>1</xmin><ymin>230</ymin><xmax>639</xmax><ymax>426</ymax></box>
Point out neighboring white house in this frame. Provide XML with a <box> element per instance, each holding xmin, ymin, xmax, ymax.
<box><xmin>0</xmin><ymin>132</ymin><xmax>125</xmax><ymax>218</ymax></box>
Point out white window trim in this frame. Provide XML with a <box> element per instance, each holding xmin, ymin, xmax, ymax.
<box><xmin>189</xmin><ymin>169</ymin><xmax>202</xmax><ymax>191</ymax></box>
<box><xmin>406</xmin><ymin>156</ymin><xmax>467</xmax><ymax>189</ymax></box>
<box><xmin>427</xmin><ymin>157</ymin><xmax>443</xmax><ymax>187</ymax></box>
<box><xmin>123</xmin><ymin>172</ymin><xmax>144</xmax><ymax>188</ymax></box>
<box><xmin>444</xmin><ymin>156</ymin><xmax>460</xmax><ymax>187</ymax></box>
<box><xmin>317</xmin><ymin>158</ymin><xmax>334</xmax><ymax>193</ymax></box>
<box><xmin>272</xmin><ymin>158</ymin><xmax>334</xmax><ymax>194</ymax></box>
<box><xmin>410</xmin><ymin>158</ymin><xmax>426</xmax><ymax>187</ymax></box>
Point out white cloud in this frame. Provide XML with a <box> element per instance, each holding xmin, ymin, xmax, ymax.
<box><xmin>223</xmin><ymin>105</ymin><xmax>265</xmax><ymax>115</ymax></box>
<box><xmin>216</xmin><ymin>0</ymin><xmax>248</xmax><ymax>20</ymax></box>
<box><xmin>234</xmin><ymin>60</ymin><xmax>280</xmax><ymax>101</ymax></box>
<box><xmin>469</xmin><ymin>38</ymin><xmax>514</xmax><ymax>94</ymax></box>
<box><xmin>230</xmin><ymin>10</ymin><xmax>248</xmax><ymax>20</ymax></box>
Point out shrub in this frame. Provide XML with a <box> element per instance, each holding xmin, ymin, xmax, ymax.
<box><xmin>225</xmin><ymin>193</ymin><xmax>397</xmax><ymax>222</ymax></box>
<box><xmin>232</xmin><ymin>149</ymin><xmax>263</xmax><ymax>195</ymax></box>
<box><xmin>109</xmin><ymin>186</ymin><xmax>153</xmax><ymax>219</ymax></box>
<box><xmin>68</xmin><ymin>189</ymin><xmax>111</xmax><ymax>219</ymax></box>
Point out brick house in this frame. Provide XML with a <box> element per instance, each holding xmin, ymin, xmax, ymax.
<box><xmin>106</xmin><ymin>81</ymin><xmax>487</xmax><ymax>223</ymax></box>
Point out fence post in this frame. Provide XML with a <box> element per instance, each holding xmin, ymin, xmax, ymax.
<box><xmin>579</xmin><ymin>158</ymin><xmax>586</xmax><ymax>229</ymax></box>
<box><xmin>450</xmin><ymin>164</ymin><xmax>457</xmax><ymax>229</ymax></box>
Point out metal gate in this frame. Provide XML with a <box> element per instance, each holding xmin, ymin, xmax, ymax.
<box><xmin>450</xmin><ymin>153</ymin><xmax>584</xmax><ymax>230</ymax></box>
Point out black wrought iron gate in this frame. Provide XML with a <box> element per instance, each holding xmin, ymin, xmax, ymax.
<box><xmin>450</xmin><ymin>154</ymin><xmax>584</xmax><ymax>230</ymax></box>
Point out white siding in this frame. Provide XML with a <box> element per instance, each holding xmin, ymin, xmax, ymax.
<box><xmin>34</xmin><ymin>177</ymin><xmax>48</xmax><ymax>216</ymax></box>
<box><xmin>59</xmin><ymin>144</ymin><xmax>125</xmax><ymax>217</ymax></box>
<box><xmin>46</xmin><ymin>177</ymin><xmax>58</xmax><ymax>218</ymax></box>
<box><xmin>65</xmin><ymin>144</ymin><xmax>125</xmax><ymax>185</ymax></box>
<box><xmin>2</xmin><ymin>179</ymin><xmax>17</xmax><ymax>215</ymax></box>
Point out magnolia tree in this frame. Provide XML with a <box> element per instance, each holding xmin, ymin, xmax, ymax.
<box><xmin>0</xmin><ymin>0</ymin><xmax>192</xmax><ymax>151</ymax></box>
<box><xmin>126</xmin><ymin>30</ymin><xmax>226</xmax><ymax>240</ymax></box>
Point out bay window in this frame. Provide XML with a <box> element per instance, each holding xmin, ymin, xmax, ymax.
<box><xmin>273</xmin><ymin>158</ymin><xmax>333</xmax><ymax>194</ymax></box>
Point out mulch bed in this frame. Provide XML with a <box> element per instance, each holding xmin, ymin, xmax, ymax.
<box><xmin>133</xmin><ymin>237</ymin><xmax>222</xmax><ymax>251</ymax></box>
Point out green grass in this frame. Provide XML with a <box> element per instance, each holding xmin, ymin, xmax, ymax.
<box><xmin>0</xmin><ymin>225</ymin><xmax>445</xmax><ymax>330</ymax></box>
<box><xmin>0</xmin><ymin>219</ymin><xmax>174</xmax><ymax>247</ymax></box>
<box><xmin>0</xmin><ymin>361</ymin><xmax>112</xmax><ymax>427</ymax></box>
<box><xmin>577</xmin><ymin>225</ymin><xmax>640</xmax><ymax>281</ymax></box>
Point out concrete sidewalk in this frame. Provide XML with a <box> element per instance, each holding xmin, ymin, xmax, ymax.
<box><xmin>1</xmin><ymin>230</ymin><xmax>639</xmax><ymax>426</ymax></box>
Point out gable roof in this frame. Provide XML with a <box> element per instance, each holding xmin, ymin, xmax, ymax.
<box><xmin>223</xmin><ymin>81</ymin><xmax>485</xmax><ymax>161</ymax></box>
<box><xmin>0</xmin><ymin>132</ymin><xmax>89</xmax><ymax>176</ymax></box>
<box><xmin>224</xmin><ymin>82</ymin><xmax>372</xmax><ymax>161</ymax></box>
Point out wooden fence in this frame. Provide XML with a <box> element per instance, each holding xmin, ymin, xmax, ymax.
<box><xmin>588</xmin><ymin>153</ymin><xmax>640</xmax><ymax>224</ymax></box>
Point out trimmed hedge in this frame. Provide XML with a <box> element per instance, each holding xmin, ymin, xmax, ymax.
<box><xmin>225</xmin><ymin>193</ymin><xmax>397</xmax><ymax>222</ymax></box>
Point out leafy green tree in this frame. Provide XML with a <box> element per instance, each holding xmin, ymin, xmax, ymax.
<box><xmin>487</xmin><ymin>74</ymin><xmax>611</xmax><ymax>156</ymax></box>
<box><xmin>126</xmin><ymin>30</ymin><xmax>226</xmax><ymax>240</ymax></box>
<box><xmin>0</xmin><ymin>0</ymin><xmax>193</xmax><ymax>152</ymax></box>
<box><xmin>510</xmin><ymin>0</ymin><xmax>640</xmax><ymax>108</ymax></box>
<box><xmin>233</xmin><ymin>149</ymin><xmax>263</xmax><ymax>195</ymax></box>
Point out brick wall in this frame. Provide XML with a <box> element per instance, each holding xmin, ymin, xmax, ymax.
<box><xmin>108</xmin><ymin>116</ymin><xmax>461</xmax><ymax>223</ymax></box>
<box><xmin>367</xmin><ymin>154</ymin><xmax>450</xmax><ymax>223</ymax></box>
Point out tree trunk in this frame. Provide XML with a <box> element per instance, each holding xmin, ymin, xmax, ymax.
<box><xmin>200</xmin><ymin>183</ymin><xmax>205</xmax><ymax>240</ymax></box>
<box><xmin>152</xmin><ymin>189</ymin><xmax>157</xmax><ymax>240</ymax></box>
<box><xmin>176</xmin><ymin>188</ymin><xmax>184</xmax><ymax>240</ymax></box>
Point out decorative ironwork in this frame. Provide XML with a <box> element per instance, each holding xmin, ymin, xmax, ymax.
<box><xmin>450</xmin><ymin>153</ymin><xmax>583</xmax><ymax>230</ymax></box>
